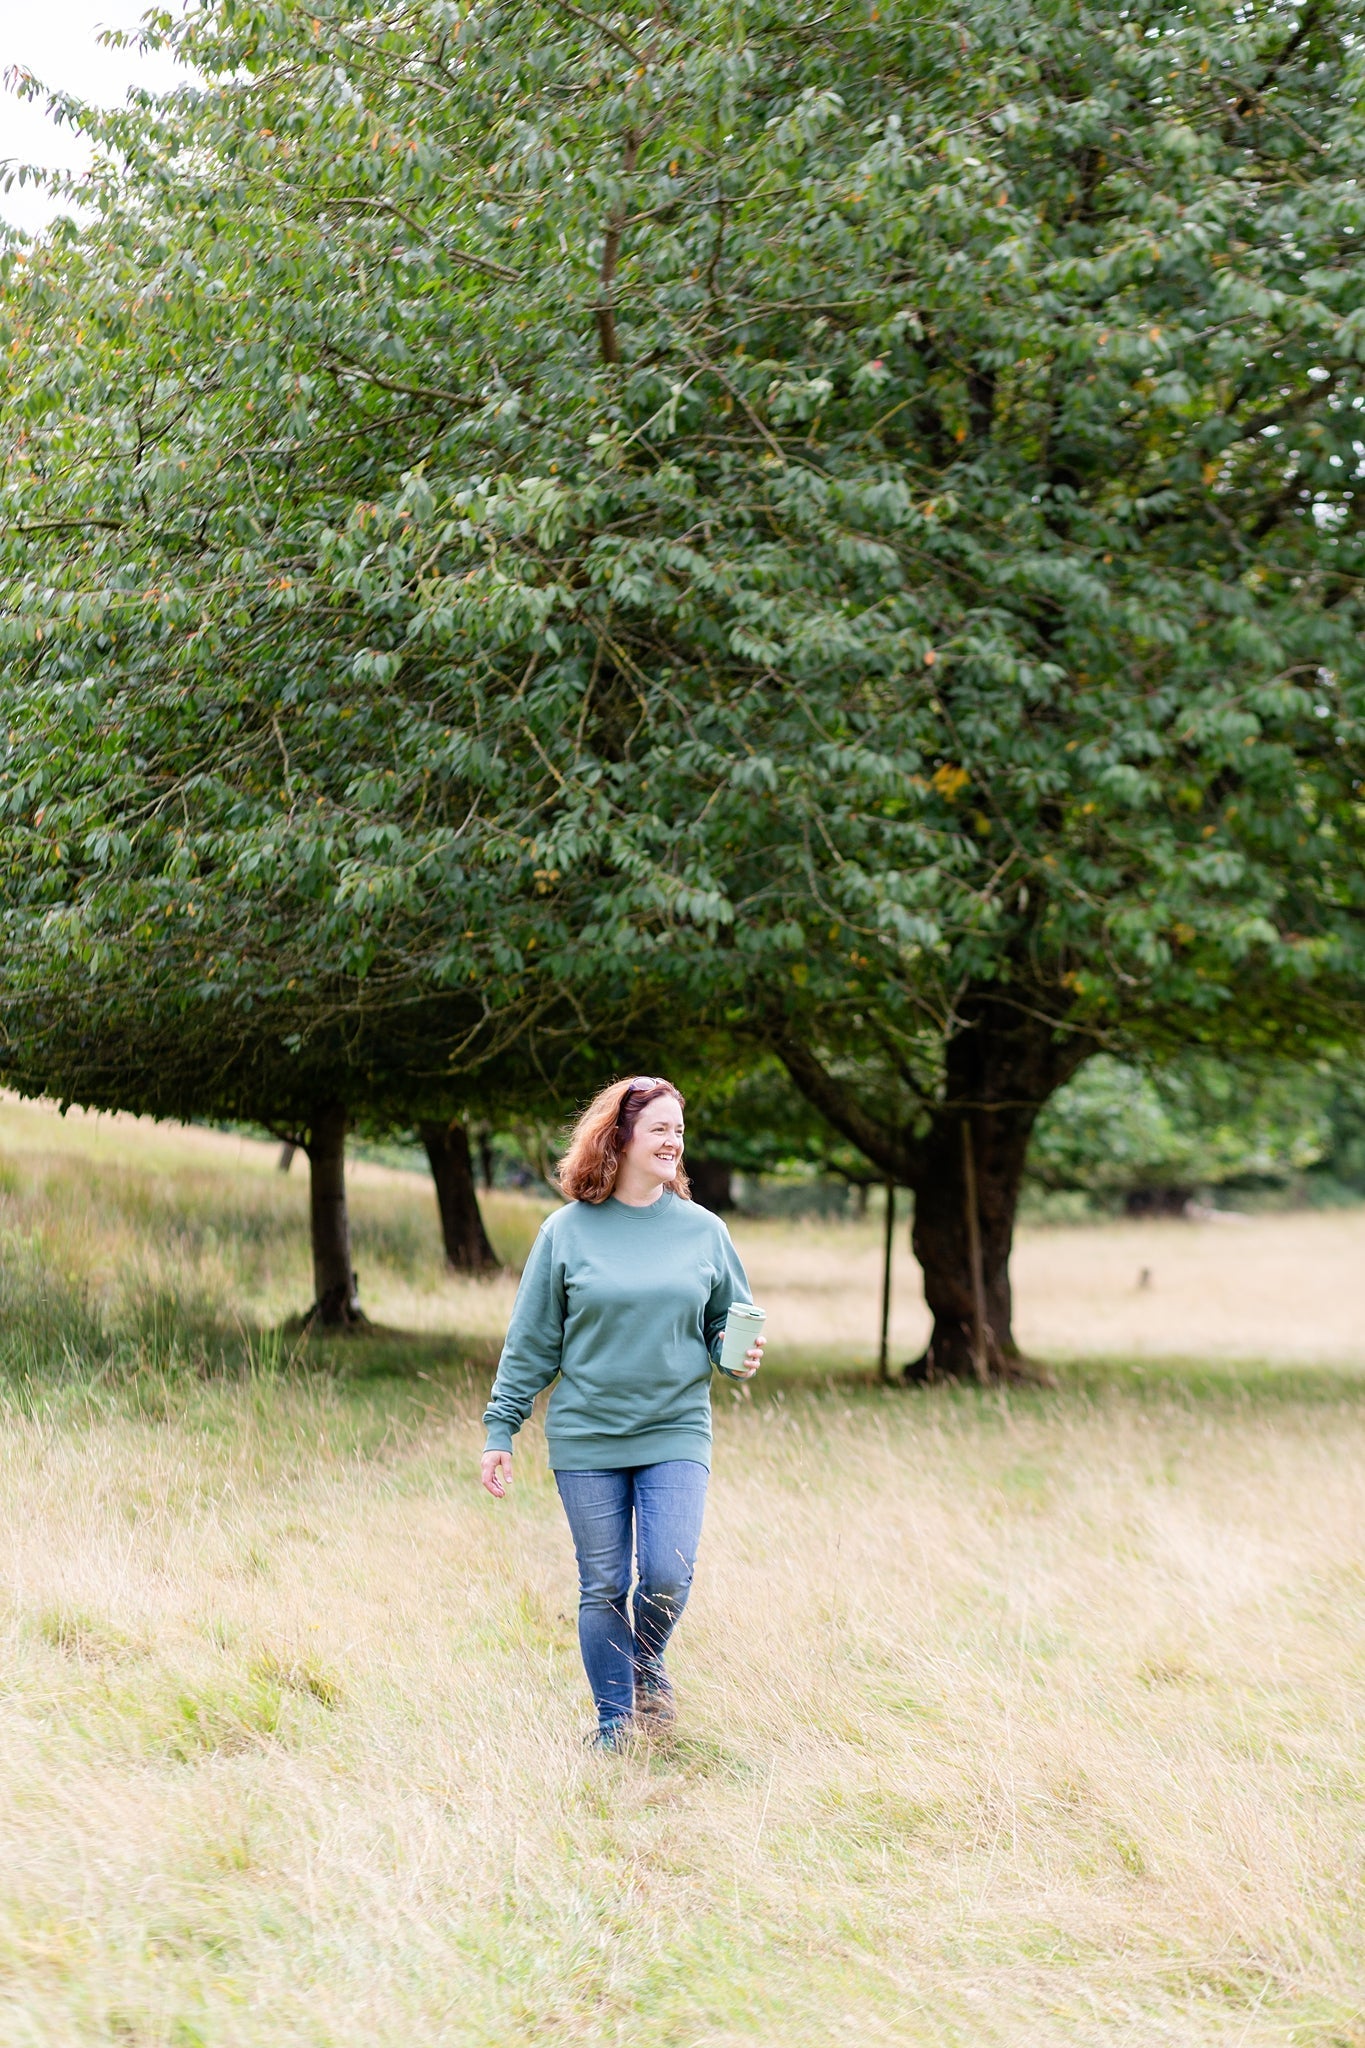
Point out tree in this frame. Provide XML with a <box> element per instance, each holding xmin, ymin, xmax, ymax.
<box><xmin>1027</xmin><ymin>1053</ymin><xmax>1342</xmax><ymax>1212</ymax></box>
<box><xmin>6</xmin><ymin>0</ymin><xmax>1365</xmax><ymax>1370</ymax></box>
<box><xmin>0</xmin><ymin>16</ymin><xmax>589</xmax><ymax>1317</ymax></box>
<box><xmin>736</xmin><ymin>0</ymin><xmax>1365</xmax><ymax>1370</ymax></box>
<box><xmin>418</xmin><ymin>1121</ymin><xmax>500</xmax><ymax>1272</ymax></box>
<box><xmin>0</xmin><ymin>954</ymin><xmax>520</xmax><ymax>1321</ymax></box>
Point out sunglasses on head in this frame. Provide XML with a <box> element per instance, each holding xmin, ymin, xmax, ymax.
<box><xmin>616</xmin><ymin>1077</ymin><xmax>667</xmax><ymax>1117</ymax></box>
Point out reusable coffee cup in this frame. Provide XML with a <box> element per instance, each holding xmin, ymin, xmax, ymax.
<box><xmin>719</xmin><ymin>1301</ymin><xmax>767</xmax><ymax>1375</ymax></box>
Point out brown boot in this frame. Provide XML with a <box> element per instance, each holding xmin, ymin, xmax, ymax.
<box><xmin>634</xmin><ymin>1675</ymin><xmax>677</xmax><ymax>1733</ymax></box>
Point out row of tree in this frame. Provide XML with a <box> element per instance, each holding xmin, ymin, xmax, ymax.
<box><xmin>2</xmin><ymin>0</ymin><xmax>1364</xmax><ymax>1373</ymax></box>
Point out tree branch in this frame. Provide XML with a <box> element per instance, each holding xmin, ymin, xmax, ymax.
<box><xmin>1231</xmin><ymin>369</ymin><xmax>1338</xmax><ymax>444</ymax></box>
<box><xmin>319</xmin><ymin>345</ymin><xmax>484</xmax><ymax>412</ymax></box>
<box><xmin>1236</xmin><ymin>0</ymin><xmax>1323</xmax><ymax>115</ymax></box>
<box><xmin>773</xmin><ymin>1033</ymin><xmax>926</xmax><ymax>1183</ymax></box>
<box><xmin>555</xmin><ymin>0</ymin><xmax>652</xmax><ymax>64</ymax></box>
<box><xmin>11</xmin><ymin>516</ymin><xmax>123</xmax><ymax>533</ymax></box>
<box><xmin>596</xmin><ymin>129</ymin><xmax>640</xmax><ymax>367</ymax></box>
<box><xmin>316</xmin><ymin>196</ymin><xmax>523</xmax><ymax>281</ymax></box>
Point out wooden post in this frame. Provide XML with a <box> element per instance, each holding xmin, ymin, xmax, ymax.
<box><xmin>961</xmin><ymin>1118</ymin><xmax>990</xmax><ymax>1386</ymax></box>
<box><xmin>878</xmin><ymin>1180</ymin><xmax>895</xmax><ymax>1383</ymax></box>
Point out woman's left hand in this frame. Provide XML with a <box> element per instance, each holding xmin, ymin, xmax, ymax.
<box><xmin>731</xmin><ymin>1333</ymin><xmax>765</xmax><ymax>1380</ymax></box>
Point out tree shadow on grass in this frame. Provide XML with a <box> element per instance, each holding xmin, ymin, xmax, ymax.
<box><xmin>728</xmin><ymin>1344</ymin><xmax>1365</xmax><ymax>1417</ymax></box>
<box><xmin>327</xmin><ymin>1336</ymin><xmax>1365</xmax><ymax>1413</ymax></box>
<box><xmin>295</xmin><ymin>1323</ymin><xmax>499</xmax><ymax>1388</ymax></box>
<box><xmin>1051</xmin><ymin>1352</ymin><xmax>1365</xmax><ymax>1410</ymax></box>
<box><xmin>0</xmin><ymin>1289</ymin><xmax>501</xmax><ymax>1399</ymax></box>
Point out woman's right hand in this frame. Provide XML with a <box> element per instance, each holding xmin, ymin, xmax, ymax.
<box><xmin>481</xmin><ymin>1450</ymin><xmax>513</xmax><ymax>1498</ymax></box>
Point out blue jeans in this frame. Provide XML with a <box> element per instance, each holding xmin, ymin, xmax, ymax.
<box><xmin>555</xmin><ymin>1461</ymin><xmax>709</xmax><ymax>1732</ymax></box>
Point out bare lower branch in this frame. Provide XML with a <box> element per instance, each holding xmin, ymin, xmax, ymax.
<box><xmin>773</xmin><ymin>1033</ymin><xmax>925</xmax><ymax>1183</ymax></box>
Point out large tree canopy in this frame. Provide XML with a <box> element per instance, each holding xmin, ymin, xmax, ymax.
<box><xmin>4</xmin><ymin>0</ymin><xmax>1365</xmax><ymax>1366</ymax></box>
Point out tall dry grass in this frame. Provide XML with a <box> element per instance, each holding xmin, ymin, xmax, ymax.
<box><xmin>0</xmin><ymin>1094</ymin><xmax>547</xmax><ymax>1382</ymax></box>
<box><xmin>1</xmin><ymin>1097</ymin><xmax>1364</xmax><ymax>2044</ymax></box>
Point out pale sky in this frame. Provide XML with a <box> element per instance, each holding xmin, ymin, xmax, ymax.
<box><xmin>1</xmin><ymin>0</ymin><xmax>186</xmax><ymax>232</ymax></box>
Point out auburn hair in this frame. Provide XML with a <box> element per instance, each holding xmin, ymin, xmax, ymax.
<box><xmin>557</xmin><ymin>1076</ymin><xmax>691</xmax><ymax>1205</ymax></box>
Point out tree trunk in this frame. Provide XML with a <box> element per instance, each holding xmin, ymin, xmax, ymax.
<box><xmin>476</xmin><ymin>1127</ymin><xmax>495</xmax><ymax>1192</ymax></box>
<box><xmin>687</xmin><ymin>1155</ymin><xmax>734</xmax><ymax>1212</ymax></box>
<box><xmin>420</xmin><ymin>1120</ymin><xmax>499</xmax><ymax>1273</ymax></box>
<box><xmin>776</xmin><ymin>983</ymin><xmax>1091</xmax><ymax>1384</ymax></box>
<box><xmin>305</xmin><ymin>1102</ymin><xmax>365</xmax><ymax>1328</ymax></box>
<box><xmin>904</xmin><ymin>996</ymin><xmax>1087</xmax><ymax>1381</ymax></box>
<box><xmin>905</xmin><ymin>1106</ymin><xmax>1036</xmax><ymax>1379</ymax></box>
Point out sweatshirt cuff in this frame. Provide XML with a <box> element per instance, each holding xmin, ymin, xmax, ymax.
<box><xmin>483</xmin><ymin>1421</ymin><xmax>515</xmax><ymax>1454</ymax></box>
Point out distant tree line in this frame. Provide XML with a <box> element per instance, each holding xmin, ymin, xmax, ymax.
<box><xmin>2</xmin><ymin>0</ymin><xmax>1364</xmax><ymax>1371</ymax></box>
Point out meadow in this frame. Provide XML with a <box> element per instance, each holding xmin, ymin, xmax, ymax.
<box><xmin>1</xmin><ymin>1095</ymin><xmax>1364</xmax><ymax>2045</ymax></box>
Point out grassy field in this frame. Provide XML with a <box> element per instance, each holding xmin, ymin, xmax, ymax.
<box><xmin>2</xmin><ymin>1098</ymin><xmax>1365</xmax><ymax>2046</ymax></box>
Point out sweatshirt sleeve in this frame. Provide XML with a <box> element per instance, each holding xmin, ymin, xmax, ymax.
<box><xmin>704</xmin><ymin>1221</ymin><xmax>755</xmax><ymax>1374</ymax></box>
<box><xmin>482</xmin><ymin>1222</ymin><xmax>566</xmax><ymax>1453</ymax></box>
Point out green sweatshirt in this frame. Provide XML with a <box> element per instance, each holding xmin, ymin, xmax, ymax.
<box><xmin>481</xmin><ymin>1189</ymin><xmax>754</xmax><ymax>1471</ymax></box>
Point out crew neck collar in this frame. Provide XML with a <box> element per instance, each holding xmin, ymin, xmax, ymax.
<box><xmin>608</xmin><ymin>1186</ymin><xmax>674</xmax><ymax>1214</ymax></box>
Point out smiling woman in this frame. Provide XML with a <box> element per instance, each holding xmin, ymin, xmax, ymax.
<box><xmin>556</xmin><ymin>1075</ymin><xmax>694</xmax><ymax>1206</ymax></box>
<box><xmin>479</xmin><ymin>1075</ymin><xmax>766</xmax><ymax>1750</ymax></box>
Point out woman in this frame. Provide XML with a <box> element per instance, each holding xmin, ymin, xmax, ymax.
<box><xmin>480</xmin><ymin>1076</ymin><xmax>765</xmax><ymax>1750</ymax></box>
